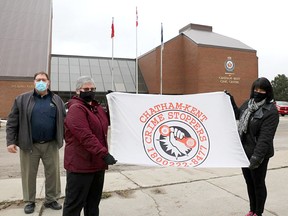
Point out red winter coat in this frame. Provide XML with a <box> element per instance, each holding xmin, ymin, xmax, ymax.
<box><xmin>64</xmin><ymin>96</ymin><xmax>109</xmax><ymax>172</ymax></box>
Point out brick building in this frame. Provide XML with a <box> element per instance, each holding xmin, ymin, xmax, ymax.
<box><xmin>139</xmin><ymin>23</ymin><xmax>258</xmax><ymax>105</ymax></box>
<box><xmin>0</xmin><ymin>1</ymin><xmax>258</xmax><ymax>119</ymax></box>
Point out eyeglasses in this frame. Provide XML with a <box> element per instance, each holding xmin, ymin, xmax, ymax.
<box><xmin>80</xmin><ymin>88</ymin><xmax>96</xmax><ymax>92</ymax></box>
<box><xmin>35</xmin><ymin>78</ymin><xmax>48</xmax><ymax>82</ymax></box>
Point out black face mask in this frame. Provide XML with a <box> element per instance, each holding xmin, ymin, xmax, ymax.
<box><xmin>79</xmin><ymin>91</ymin><xmax>96</xmax><ymax>102</ymax></box>
<box><xmin>253</xmin><ymin>92</ymin><xmax>266</xmax><ymax>102</ymax></box>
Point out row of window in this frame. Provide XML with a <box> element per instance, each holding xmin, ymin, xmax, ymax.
<box><xmin>50</xmin><ymin>56</ymin><xmax>140</xmax><ymax>92</ymax></box>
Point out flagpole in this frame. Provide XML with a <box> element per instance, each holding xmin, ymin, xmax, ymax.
<box><xmin>135</xmin><ymin>7</ymin><xmax>139</xmax><ymax>94</ymax></box>
<box><xmin>160</xmin><ymin>23</ymin><xmax>163</xmax><ymax>95</ymax></box>
<box><xmin>111</xmin><ymin>17</ymin><xmax>114</xmax><ymax>91</ymax></box>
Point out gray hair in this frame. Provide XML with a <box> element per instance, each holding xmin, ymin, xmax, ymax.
<box><xmin>75</xmin><ymin>76</ymin><xmax>95</xmax><ymax>90</ymax></box>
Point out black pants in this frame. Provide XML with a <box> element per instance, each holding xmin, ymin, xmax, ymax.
<box><xmin>62</xmin><ymin>170</ymin><xmax>105</xmax><ymax>216</ymax></box>
<box><xmin>242</xmin><ymin>158</ymin><xmax>269</xmax><ymax>216</ymax></box>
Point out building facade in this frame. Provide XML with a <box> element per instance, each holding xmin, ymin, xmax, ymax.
<box><xmin>0</xmin><ymin>0</ymin><xmax>52</xmax><ymax>118</ymax></box>
<box><xmin>0</xmin><ymin>1</ymin><xmax>258</xmax><ymax>118</ymax></box>
<box><xmin>50</xmin><ymin>54</ymin><xmax>148</xmax><ymax>105</ymax></box>
<box><xmin>138</xmin><ymin>23</ymin><xmax>258</xmax><ymax>106</ymax></box>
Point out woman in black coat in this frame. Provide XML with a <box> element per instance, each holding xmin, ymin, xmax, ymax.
<box><xmin>228</xmin><ymin>77</ymin><xmax>279</xmax><ymax>216</ymax></box>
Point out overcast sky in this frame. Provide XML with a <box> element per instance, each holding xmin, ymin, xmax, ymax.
<box><xmin>52</xmin><ymin>0</ymin><xmax>287</xmax><ymax>81</ymax></box>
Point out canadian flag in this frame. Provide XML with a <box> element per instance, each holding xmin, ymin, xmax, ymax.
<box><xmin>111</xmin><ymin>17</ymin><xmax>115</xmax><ymax>38</ymax></box>
<box><xmin>136</xmin><ymin>7</ymin><xmax>138</xmax><ymax>27</ymax></box>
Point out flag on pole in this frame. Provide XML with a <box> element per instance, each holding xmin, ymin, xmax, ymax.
<box><xmin>111</xmin><ymin>17</ymin><xmax>115</xmax><ymax>38</ymax></box>
<box><xmin>136</xmin><ymin>7</ymin><xmax>138</xmax><ymax>27</ymax></box>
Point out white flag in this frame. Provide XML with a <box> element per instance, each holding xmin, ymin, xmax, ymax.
<box><xmin>107</xmin><ymin>92</ymin><xmax>249</xmax><ymax>168</ymax></box>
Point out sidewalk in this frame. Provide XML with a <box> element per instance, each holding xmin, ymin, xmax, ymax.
<box><xmin>0</xmin><ymin>149</ymin><xmax>287</xmax><ymax>216</ymax></box>
<box><xmin>0</xmin><ymin>117</ymin><xmax>287</xmax><ymax>216</ymax></box>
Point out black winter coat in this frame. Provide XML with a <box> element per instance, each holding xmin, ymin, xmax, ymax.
<box><xmin>235</xmin><ymin>100</ymin><xmax>279</xmax><ymax>160</ymax></box>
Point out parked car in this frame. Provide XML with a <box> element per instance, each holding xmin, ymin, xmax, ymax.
<box><xmin>275</xmin><ymin>101</ymin><xmax>288</xmax><ymax>116</ymax></box>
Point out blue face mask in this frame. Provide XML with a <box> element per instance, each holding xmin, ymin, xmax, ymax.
<box><xmin>35</xmin><ymin>81</ymin><xmax>47</xmax><ymax>92</ymax></box>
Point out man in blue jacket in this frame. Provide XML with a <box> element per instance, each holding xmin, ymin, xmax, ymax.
<box><xmin>6</xmin><ymin>71</ymin><xmax>66</xmax><ymax>214</ymax></box>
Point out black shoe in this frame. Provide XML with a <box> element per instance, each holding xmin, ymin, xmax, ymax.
<box><xmin>24</xmin><ymin>202</ymin><xmax>35</xmax><ymax>214</ymax></box>
<box><xmin>44</xmin><ymin>201</ymin><xmax>62</xmax><ymax>210</ymax></box>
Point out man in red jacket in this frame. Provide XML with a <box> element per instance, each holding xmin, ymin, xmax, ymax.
<box><xmin>63</xmin><ymin>76</ymin><xmax>117</xmax><ymax>216</ymax></box>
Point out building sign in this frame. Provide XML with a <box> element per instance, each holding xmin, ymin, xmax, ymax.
<box><xmin>219</xmin><ymin>57</ymin><xmax>240</xmax><ymax>84</ymax></box>
<box><xmin>219</xmin><ymin>76</ymin><xmax>240</xmax><ymax>84</ymax></box>
<box><xmin>11</xmin><ymin>84</ymin><xmax>34</xmax><ymax>89</ymax></box>
<box><xmin>224</xmin><ymin>57</ymin><xmax>235</xmax><ymax>73</ymax></box>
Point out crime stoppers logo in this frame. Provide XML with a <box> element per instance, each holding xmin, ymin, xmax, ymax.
<box><xmin>140</xmin><ymin>102</ymin><xmax>210</xmax><ymax>167</ymax></box>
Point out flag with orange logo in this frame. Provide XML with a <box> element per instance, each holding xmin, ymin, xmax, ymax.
<box><xmin>107</xmin><ymin>92</ymin><xmax>249</xmax><ymax>168</ymax></box>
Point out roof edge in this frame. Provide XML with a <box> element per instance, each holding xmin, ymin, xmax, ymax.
<box><xmin>51</xmin><ymin>54</ymin><xmax>135</xmax><ymax>61</ymax></box>
<box><xmin>179</xmin><ymin>23</ymin><xmax>212</xmax><ymax>34</ymax></box>
<box><xmin>196</xmin><ymin>41</ymin><xmax>256</xmax><ymax>53</ymax></box>
<box><xmin>0</xmin><ymin>76</ymin><xmax>33</xmax><ymax>81</ymax></box>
